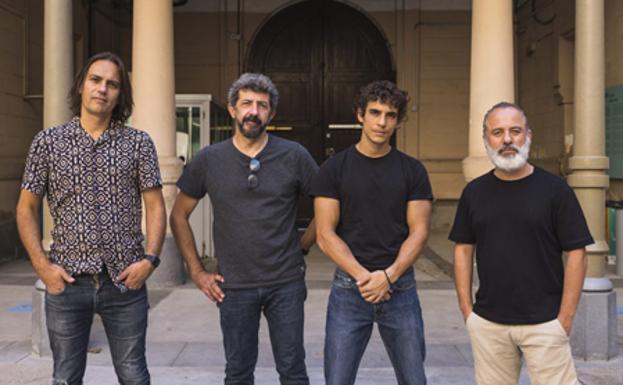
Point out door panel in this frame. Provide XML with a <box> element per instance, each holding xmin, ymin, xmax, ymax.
<box><xmin>247</xmin><ymin>0</ymin><xmax>394</xmax><ymax>223</ymax></box>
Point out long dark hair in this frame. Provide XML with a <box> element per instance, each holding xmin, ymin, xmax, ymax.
<box><xmin>68</xmin><ymin>52</ymin><xmax>133</xmax><ymax>123</ymax></box>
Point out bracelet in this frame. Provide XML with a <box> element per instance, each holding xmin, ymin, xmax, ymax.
<box><xmin>383</xmin><ymin>269</ymin><xmax>392</xmax><ymax>285</ymax></box>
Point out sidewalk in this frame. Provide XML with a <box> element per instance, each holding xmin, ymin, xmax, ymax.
<box><xmin>1</xmin><ymin>236</ymin><xmax>622</xmax><ymax>384</ymax></box>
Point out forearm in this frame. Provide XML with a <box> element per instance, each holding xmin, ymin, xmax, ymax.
<box><xmin>144</xmin><ymin>195</ymin><xmax>166</xmax><ymax>256</ymax></box>
<box><xmin>558</xmin><ymin>249</ymin><xmax>587</xmax><ymax>321</ymax></box>
<box><xmin>300</xmin><ymin>218</ymin><xmax>316</xmax><ymax>251</ymax></box>
<box><xmin>453</xmin><ymin>244</ymin><xmax>474</xmax><ymax>315</ymax></box>
<box><xmin>16</xmin><ymin>203</ymin><xmax>50</xmax><ymax>276</ymax></box>
<box><xmin>385</xmin><ymin>230</ymin><xmax>428</xmax><ymax>283</ymax></box>
<box><xmin>170</xmin><ymin>212</ymin><xmax>205</xmax><ymax>276</ymax></box>
<box><xmin>317</xmin><ymin>229</ymin><xmax>368</xmax><ymax>281</ymax></box>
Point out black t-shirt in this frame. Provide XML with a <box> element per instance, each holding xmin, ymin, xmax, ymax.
<box><xmin>449</xmin><ymin>167</ymin><xmax>593</xmax><ymax>324</ymax></box>
<box><xmin>310</xmin><ymin>146</ymin><xmax>433</xmax><ymax>270</ymax></box>
<box><xmin>176</xmin><ymin>135</ymin><xmax>318</xmax><ymax>288</ymax></box>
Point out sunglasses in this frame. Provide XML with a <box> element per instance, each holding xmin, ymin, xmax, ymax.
<box><xmin>247</xmin><ymin>158</ymin><xmax>260</xmax><ymax>189</ymax></box>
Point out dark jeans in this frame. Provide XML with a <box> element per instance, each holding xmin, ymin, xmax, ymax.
<box><xmin>45</xmin><ymin>270</ymin><xmax>150</xmax><ymax>385</ymax></box>
<box><xmin>324</xmin><ymin>269</ymin><xmax>427</xmax><ymax>385</ymax></box>
<box><xmin>218</xmin><ymin>279</ymin><xmax>309</xmax><ymax>385</ymax></box>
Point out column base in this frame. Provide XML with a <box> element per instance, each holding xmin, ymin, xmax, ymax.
<box><xmin>571</xmin><ymin>290</ymin><xmax>618</xmax><ymax>360</ymax></box>
<box><xmin>32</xmin><ymin>279</ymin><xmax>51</xmax><ymax>357</ymax></box>
<box><xmin>462</xmin><ymin>155</ymin><xmax>493</xmax><ymax>182</ymax></box>
<box><xmin>148</xmin><ymin>235</ymin><xmax>186</xmax><ymax>287</ymax></box>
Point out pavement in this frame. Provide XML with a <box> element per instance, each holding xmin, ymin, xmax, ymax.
<box><xmin>0</xmin><ymin>226</ymin><xmax>622</xmax><ymax>385</ymax></box>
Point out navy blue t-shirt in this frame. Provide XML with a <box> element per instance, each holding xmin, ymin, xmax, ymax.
<box><xmin>310</xmin><ymin>146</ymin><xmax>433</xmax><ymax>270</ymax></box>
<box><xmin>449</xmin><ymin>167</ymin><xmax>593</xmax><ymax>324</ymax></box>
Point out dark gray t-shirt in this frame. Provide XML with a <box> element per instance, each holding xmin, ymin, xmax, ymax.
<box><xmin>177</xmin><ymin>135</ymin><xmax>318</xmax><ymax>288</ymax></box>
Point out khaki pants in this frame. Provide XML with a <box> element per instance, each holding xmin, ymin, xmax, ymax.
<box><xmin>466</xmin><ymin>312</ymin><xmax>579</xmax><ymax>385</ymax></box>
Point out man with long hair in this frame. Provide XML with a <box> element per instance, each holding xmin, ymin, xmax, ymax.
<box><xmin>17</xmin><ymin>52</ymin><xmax>165</xmax><ymax>385</ymax></box>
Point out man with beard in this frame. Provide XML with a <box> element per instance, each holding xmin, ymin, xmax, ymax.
<box><xmin>170</xmin><ymin>73</ymin><xmax>318</xmax><ymax>384</ymax></box>
<box><xmin>449</xmin><ymin>102</ymin><xmax>593</xmax><ymax>385</ymax></box>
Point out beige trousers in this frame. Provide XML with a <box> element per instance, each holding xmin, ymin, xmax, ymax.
<box><xmin>466</xmin><ymin>312</ymin><xmax>580</xmax><ymax>385</ymax></box>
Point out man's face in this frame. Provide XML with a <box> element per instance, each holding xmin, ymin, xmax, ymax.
<box><xmin>357</xmin><ymin>100</ymin><xmax>399</xmax><ymax>146</ymax></box>
<box><xmin>228</xmin><ymin>89</ymin><xmax>273</xmax><ymax>139</ymax></box>
<box><xmin>80</xmin><ymin>60</ymin><xmax>121</xmax><ymax>119</ymax></box>
<box><xmin>483</xmin><ymin>107</ymin><xmax>531</xmax><ymax>172</ymax></box>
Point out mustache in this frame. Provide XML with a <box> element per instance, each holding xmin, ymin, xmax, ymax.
<box><xmin>243</xmin><ymin>115</ymin><xmax>262</xmax><ymax>125</ymax></box>
<box><xmin>497</xmin><ymin>144</ymin><xmax>520</xmax><ymax>154</ymax></box>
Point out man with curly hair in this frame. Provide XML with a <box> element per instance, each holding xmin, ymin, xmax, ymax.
<box><xmin>311</xmin><ymin>80</ymin><xmax>433</xmax><ymax>385</ymax></box>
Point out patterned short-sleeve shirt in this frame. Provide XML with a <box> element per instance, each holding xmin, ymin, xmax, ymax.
<box><xmin>21</xmin><ymin>116</ymin><xmax>162</xmax><ymax>285</ymax></box>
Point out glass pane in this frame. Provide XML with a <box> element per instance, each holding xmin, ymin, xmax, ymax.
<box><xmin>210</xmin><ymin>101</ymin><xmax>233</xmax><ymax>144</ymax></box>
<box><xmin>176</xmin><ymin>107</ymin><xmax>191</xmax><ymax>165</ymax></box>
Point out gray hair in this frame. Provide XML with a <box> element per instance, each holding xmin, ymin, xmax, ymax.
<box><xmin>227</xmin><ymin>73</ymin><xmax>279</xmax><ymax>111</ymax></box>
<box><xmin>482</xmin><ymin>101</ymin><xmax>530</xmax><ymax>136</ymax></box>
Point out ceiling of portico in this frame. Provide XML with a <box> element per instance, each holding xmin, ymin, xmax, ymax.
<box><xmin>171</xmin><ymin>0</ymin><xmax>471</xmax><ymax>13</ymax></box>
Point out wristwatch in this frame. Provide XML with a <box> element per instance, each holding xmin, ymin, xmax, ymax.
<box><xmin>144</xmin><ymin>254</ymin><xmax>161</xmax><ymax>268</ymax></box>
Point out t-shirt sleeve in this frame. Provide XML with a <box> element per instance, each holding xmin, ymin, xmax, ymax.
<box><xmin>137</xmin><ymin>133</ymin><xmax>163</xmax><ymax>191</ymax></box>
<box><xmin>296</xmin><ymin>144</ymin><xmax>319</xmax><ymax>196</ymax></box>
<box><xmin>448</xmin><ymin>187</ymin><xmax>476</xmax><ymax>244</ymax></box>
<box><xmin>555</xmin><ymin>184</ymin><xmax>594</xmax><ymax>251</ymax></box>
<box><xmin>309</xmin><ymin>157</ymin><xmax>339</xmax><ymax>199</ymax></box>
<box><xmin>407</xmin><ymin>159</ymin><xmax>433</xmax><ymax>201</ymax></box>
<box><xmin>21</xmin><ymin>131</ymin><xmax>49</xmax><ymax>196</ymax></box>
<box><xmin>176</xmin><ymin>152</ymin><xmax>207</xmax><ymax>199</ymax></box>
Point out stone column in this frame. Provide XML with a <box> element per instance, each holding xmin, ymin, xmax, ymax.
<box><xmin>34</xmin><ymin>0</ymin><xmax>74</xmax><ymax>357</ymax></box>
<box><xmin>132</xmin><ymin>0</ymin><xmax>184</xmax><ymax>286</ymax></box>
<box><xmin>462</xmin><ymin>0</ymin><xmax>515</xmax><ymax>181</ymax></box>
<box><xmin>568</xmin><ymin>0</ymin><xmax>617</xmax><ymax>360</ymax></box>
<box><xmin>42</xmin><ymin>0</ymin><xmax>74</xmax><ymax>250</ymax></box>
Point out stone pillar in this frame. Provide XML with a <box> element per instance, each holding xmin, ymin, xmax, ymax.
<box><xmin>567</xmin><ymin>0</ymin><xmax>617</xmax><ymax>360</ymax></box>
<box><xmin>132</xmin><ymin>0</ymin><xmax>184</xmax><ymax>286</ymax></box>
<box><xmin>42</xmin><ymin>0</ymin><xmax>74</xmax><ymax>249</ymax></box>
<box><xmin>34</xmin><ymin>0</ymin><xmax>74</xmax><ymax>357</ymax></box>
<box><xmin>462</xmin><ymin>0</ymin><xmax>515</xmax><ymax>181</ymax></box>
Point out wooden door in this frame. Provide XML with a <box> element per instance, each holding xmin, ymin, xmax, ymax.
<box><xmin>247</xmin><ymin>0</ymin><xmax>394</xmax><ymax>223</ymax></box>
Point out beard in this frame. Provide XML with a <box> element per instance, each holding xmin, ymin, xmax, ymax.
<box><xmin>236</xmin><ymin>115</ymin><xmax>267</xmax><ymax>139</ymax></box>
<box><xmin>484</xmin><ymin>136</ymin><xmax>531</xmax><ymax>173</ymax></box>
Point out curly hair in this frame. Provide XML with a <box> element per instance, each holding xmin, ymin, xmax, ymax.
<box><xmin>227</xmin><ymin>73</ymin><xmax>279</xmax><ymax>112</ymax></box>
<box><xmin>68</xmin><ymin>52</ymin><xmax>133</xmax><ymax>123</ymax></box>
<box><xmin>353</xmin><ymin>80</ymin><xmax>409</xmax><ymax>123</ymax></box>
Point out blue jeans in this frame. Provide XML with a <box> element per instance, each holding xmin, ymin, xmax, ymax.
<box><xmin>218</xmin><ymin>279</ymin><xmax>309</xmax><ymax>385</ymax></box>
<box><xmin>324</xmin><ymin>269</ymin><xmax>427</xmax><ymax>385</ymax></box>
<box><xmin>45</xmin><ymin>270</ymin><xmax>150</xmax><ymax>385</ymax></box>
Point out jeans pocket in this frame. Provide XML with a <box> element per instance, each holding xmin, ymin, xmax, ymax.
<box><xmin>46</xmin><ymin>285</ymin><xmax>67</xmax><ymax>296</ymax></box>
<box><xmin>332</xmin><ymin>270</ymin><xmax>356</xmax><ymax>289</ymax></box>
<box><xmin>391</xmin><ymin>273</ymin><xmax>416</xmax><ymax>292</ymax></box>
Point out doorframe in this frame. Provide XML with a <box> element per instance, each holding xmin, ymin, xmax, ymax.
<box><xmin>175</xmin><ymin>94</ymin><xmax>215</xmax><ymax>258</ymax></box>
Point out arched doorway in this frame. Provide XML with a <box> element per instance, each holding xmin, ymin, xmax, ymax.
<box><xmin>247</xmin><ymin>0</ymin><xmax>394</xmax><ymax>223</ymax></box>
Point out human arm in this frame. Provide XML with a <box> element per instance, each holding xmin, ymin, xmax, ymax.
<box><xmin>378</xmin><ymin>200</ymin><xmax>431</xmax><ymax>281</ymax></box>
<box><xmin>557</xmin><ymin>247</ymin><xmax>587</xmax><ymax>335</ymax></box>
<box><xmin>170</xmin><ymin>191</ymin><xmax>225</xmax><ymax>302</ymax></box>
<box><xmin>300</xmin><ymin>218</ymin><xmax>316</xmax><ymax>253</ymax></box>
<box><xmin>314</xmin><ymin>197</ymin><xmax>379</xmax><ymax>296</ymax></box>
<box><xmin>454</xmin><ymin>243</ymin><xmax>475</xmax><ymax>321</ymax></box>
<box><xmin>16</xmin><ymin>189</ymin><xmax>74</xmax><ymax>293</ymax></box>
<box><xmin>118</xmin><ymin>187</ymin><xmax>166</xmax><ymax>289</ymax></box>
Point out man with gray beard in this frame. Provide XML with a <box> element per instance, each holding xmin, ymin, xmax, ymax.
<box><xmin>449</xmin><ymin>102</ymin><xmax>592</xmax><ymax>385</ymax></box>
